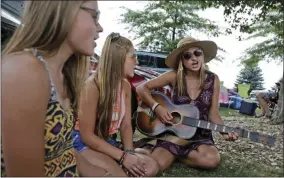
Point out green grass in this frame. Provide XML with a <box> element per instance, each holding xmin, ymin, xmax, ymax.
<box><xmin>158</xmin><ymin>153</ymin><xmax>283</xmax><ymax>177</ymax></box>
<box><xmin>130</xmin><ymin>107</ymin><xmax>283</xmax><ymax>177</ymax></box>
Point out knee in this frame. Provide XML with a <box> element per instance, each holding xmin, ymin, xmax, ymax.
<box><xmin>155</xmin><ymin>158</ymin><xmax>169</xmax><ymax>172</ymax></box>
<box><xmin>257</xmin><ymin>93</ymin><xmax>264</xmax><ymax>99</ymax></box>
<box><xmin>197</xmin><ymin>153</ymin><xmax>221</xmax><ymax>169</ymax></box>
<box><xmin>144</xmin><ymin>158</ymin><xmax>159</xmax><ymax>176</ymax></box>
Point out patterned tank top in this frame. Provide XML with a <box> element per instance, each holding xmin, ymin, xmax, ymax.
<box><xmin>75</xmin><ymin>80</ymin><xmax>126</xmax><ymax>136</ymax></box>
<box><xmin>171</xmin><ymin>70</ymin><xmax>215</xmax><ymax>141</ymax></box>
<box><xmin>1</xmin><ymin>49</ymin><xmax>79</xmax><ymax>177</ymax></box>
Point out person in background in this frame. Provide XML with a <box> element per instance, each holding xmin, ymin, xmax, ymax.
<box><xmin>2</xmin><ymin>1</ymin><xmax>103</xmax><ymax>176</ymax></box>
<box><xmin>256</xmin><ymin>82</ymin><xmax>281</xmax><ymax>118</ymax></box>
<box><xmin>73</xmin><ymin>32</ymin><xmax>159</xmax><ymax>177</ymax></box>
<box><xmin>137</xmin><ymin>37</ymin><xmax>238</xmax><ymax>172</ymax></box>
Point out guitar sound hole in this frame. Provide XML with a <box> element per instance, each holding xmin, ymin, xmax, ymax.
<box><xmin>171</xmin><ymin>112</ymin><xmax>181</xmax><ymax>125</ymax></box>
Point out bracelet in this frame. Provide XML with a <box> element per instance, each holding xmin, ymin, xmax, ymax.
<box><xmin>125</xmin><ymin>148</ymin><xmax>135</xmax><ymax>154</ymax></box>
<box><xmin>118</xmin><ymin>151</ymin><xmax>127</xmax><ymax>167</ymax></box>
<box><xmin>152</xmin><ymin>102</ymin><xmax>160</xmax><ymax>112</ymax></box>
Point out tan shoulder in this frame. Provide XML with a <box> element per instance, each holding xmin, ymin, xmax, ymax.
<box><xmin>84</xmin><ymin>73</ymin><xmax>100</xmax><ymax>92</ymax></box>
<box><xmin>162</xmin><ymin>70</ymin><xmax>177</xmax><ymax>86</ymax></box>
<box><xmin>2</xmin><ymin>51</ymin><xmax>47</xmax><ymax>75</ymax></box>
<box><xmin>2</xmin><ymin>51</ymin><xmax>51</xmax><ymax>107</ymax></box>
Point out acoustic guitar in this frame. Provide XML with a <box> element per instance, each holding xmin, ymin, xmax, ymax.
<box><xmin>135</xmin><ymin>91</ymin><xmax>275</xmax><ymax>146</ymax></box>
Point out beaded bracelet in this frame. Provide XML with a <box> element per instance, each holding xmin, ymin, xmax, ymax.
<box><xmin>125</xmin><ymin>148</ymin><xmax>135</xmax><ymax>154</ymax></box>
<box><xmin>118</xmin><ymin>151</ymin><xmax>127</xmax><ymax>167</ymax></box>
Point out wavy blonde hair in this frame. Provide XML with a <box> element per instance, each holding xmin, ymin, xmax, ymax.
<box><xmin>95</xmin><ymin>33</ymin><xmax>133</xmax><ymax>139</ymax></box>
<box><xmin>176</xmin><ymin>53</ymin><xmax>206</xmax><ymax>97</ymax></box>
<box><xmin>3</xmin><ymin>1</ymin><xmax>90</xmax><ymax>115</ymax></box>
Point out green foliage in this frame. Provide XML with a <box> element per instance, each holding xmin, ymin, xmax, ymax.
<box><xmin>235</xmin><ymin>64</ymin><xmax>265</xmax><ymax>90</ymax></box>
<box><xmin>199</xmin><ymin>0</ymin><xmax>283</xmax><ymax>65</ymax></box>
<box><xmin>120</xmin><ymin>1</ymin><xmax>223</xmax><ymax>53</ymax></box>
<box><xmin>198</xmin><ymin>0</ymin><xmax>283</xmax><ymax>34</ymax></box>
<box><xmin>239</xmin><ymin>8</ymin><xmax>283</xmax><ymax>65</ymax></box>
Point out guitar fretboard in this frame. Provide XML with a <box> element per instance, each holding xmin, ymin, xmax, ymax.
<box><xmin>182</xmin><ymin>116</ymin><xmax>275</xmax><ymax>146</ymax></box>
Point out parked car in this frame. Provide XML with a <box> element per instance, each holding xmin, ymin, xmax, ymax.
<box><xmin>90</xmin><ymin>54</ymin><xmax>171</xmax><ymax>133</ymax></box>
<box><xmin>136</xmin><ymin>50</ymin><xmax>172</xmax><ymax>74</ymax></box>
<box><xmin>1</xmin><ymin>0</ymin><xmax>23</xmax><ymax>50</ymax></box>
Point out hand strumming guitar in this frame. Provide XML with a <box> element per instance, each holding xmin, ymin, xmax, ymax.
<box><xmin>154</xmin><ymin>105</ymin><xmax>173</xmax><ymax>125</ymax></box>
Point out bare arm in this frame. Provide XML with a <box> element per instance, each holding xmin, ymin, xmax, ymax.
<box><xmin>2</xmin><ymin>54</ymin><xmax>50</xmax><ymax>176</ymax></box>
<box><xmin>120</xmin><ymin>80</ymin><xmax>133</xmax><ymax>151</ymax></box>
<box><xmin>209</xmin><ymin>74</ymin><xmax>238</xmax><ymax>140</ymax></box>
<box><xmin>78</xmin><ymin>76</ymin><xmax>123</xmax><ymax>161</ymax></box>
<box><xmin>136</xmin><ymin>70</ymin><xmax>176</xmax><ymax>108</ymax></box>
<box><xmin>209</xmin><ymin>74</ymin><xmax>223</xmax><ymax>125</ymax></box>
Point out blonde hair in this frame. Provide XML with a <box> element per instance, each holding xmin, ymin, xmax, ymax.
<box><xmin>3</xmin><ymin>1</ymin><xmax>90</xmax><ymax>116</ymax></box>
<box><xmin>176</xmin><ymin>53</ymin><xmax>206</xmax><ymax>97</ymax></box>
<box><xmin>95</xmin><ymin>33</ymin><xmax>133</xmax><ymax>139</ymax></box>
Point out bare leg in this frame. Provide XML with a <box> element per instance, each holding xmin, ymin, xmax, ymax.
<box><xmin>151</xmin><ymin>147</ymin><xmax>175</xmax><ymax>172</ymax></box>
<box><xmin>178</xmin><ymin>144</ymin><xmax>220</xmax><ymax>169</ymax></box>
<box><xmin>74</xmin><ymin>151</ymin><xmax>108</xmax><ymax>176</ymax></box>
<box><xmin>135</xmin><ymin>149</ymin><xmax>159</xmax><ymax>176</ymax></box>
<box><xmin>75</xmin><ymin>148</ymin><xmax>126</xmax><ymax>177</ymax></box>
<box><xmin>257</xmin><ymin>93</ymin><xmax>270</xmax><ymax>116</ymax></box>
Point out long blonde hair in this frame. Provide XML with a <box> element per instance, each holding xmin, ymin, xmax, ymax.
<box><xmin>176</xmin><ymin>53</ymin><xmax>206</xmax><ymax>96</ymax></box>
<box><xmin>3</xmin><ymin>1</ymin><xmax>90</xmax><ymax>115</ymax></box>
<box><xmin>95</xmin><ymin>33</ymin><xmax>133</xmax><ymax>139</ymax></box>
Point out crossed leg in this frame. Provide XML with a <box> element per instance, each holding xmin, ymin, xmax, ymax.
<box><xmin>75</xmin><ymin>148</ymin><xmax>159</xmax><ymax>177</ymax></box>
<box><xmin>178</xmin><ymin>144</ymin><xmax>221</xmax><ymax>169</ymax></box>
<box><xmin>151</xmin><ymin>144</ymin><xmax>221</xmax><ymax>172</ymax></box>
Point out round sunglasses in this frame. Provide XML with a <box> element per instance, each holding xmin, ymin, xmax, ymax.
<box><xmin>183</xmin><ymin>49</ymin><xmax>203</xmax><ymax>60</ymax></box>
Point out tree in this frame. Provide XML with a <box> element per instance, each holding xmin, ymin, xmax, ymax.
<box><xmin>198</xmin><ymin>0</ymin><xmax>283</xmax><ymax>64</ymax></box>
<box><xmin>271</xmin><ymin>77</ymin><xmax>283</xmax><ymax>125</ymax></box>
<box><xmin>120</xmin><ymin>1</ymin><xmax>223</xmax><ymax>54</ymax></box>
<box><xmin>199</xmin><ymin>0</ymin><xmax>284</xmax><ymax>124</ymax></box>
<box><xmin>235</xmin><ymin>64</ymin><xmax>265</xmax><ymax>91</ymax></box>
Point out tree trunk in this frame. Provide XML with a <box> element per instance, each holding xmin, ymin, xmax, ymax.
<box><xmin>271</xmin><ymin>77</ymin><xmax>283</xmax><ymax>125</ymax></box>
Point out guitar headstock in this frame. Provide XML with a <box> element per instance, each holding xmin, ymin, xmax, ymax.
<box><xmin>249</xmin><ymin>132</ymin><xmax>275</xmax><ymax>146</ymax></box>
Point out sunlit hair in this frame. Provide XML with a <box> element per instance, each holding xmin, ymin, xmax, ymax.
<box><xmin>176</xmin><ymin>50</ymin><xmax>206</xmax><ymax>97</ymax></box>
<box><xmin>3</xmin><ymin>1</ymin><xmax>90</xmax><ymax>116</ymax></box>
<box><xmin>95</xmin><ymin>32</ymin><xmax>133</xmax><ymax>139</ymax></box>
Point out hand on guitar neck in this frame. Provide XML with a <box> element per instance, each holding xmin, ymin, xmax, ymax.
<box><xmin>220</xmin><ymin>131</ymin><xmax>239</xmax><ymax>142</ymax></box>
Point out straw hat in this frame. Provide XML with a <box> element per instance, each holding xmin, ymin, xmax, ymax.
<box><xmin>165</xmin><ymin>37</ymin><xmax>218</xmax><ymax>69</ymax></box>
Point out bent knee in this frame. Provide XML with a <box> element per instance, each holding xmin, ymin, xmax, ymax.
<box><xmin>144</xmin><ymin>158</ymin><xmax>159</xmax><ymax>176</ymax></box>
<box><xmin>257</xmin><ymin>93</ymin><xmax>264</xmax><ymax>98</ymax></box>
<box><xmin>155</xmin><ymin>159</ymin><xmax>170</xmax><ymax>172</ymax></box>
<box><xmin>194</xmin><ymin>153</ymin><xmax>221</xmax><ymax>169</ymax></box>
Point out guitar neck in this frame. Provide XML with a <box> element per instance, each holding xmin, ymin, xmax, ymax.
<box><xmin>183</xmin><ymin>117</ymin><xmax>247</xmax><ymax>138</ymax></box>
<box><xmin>182</xmin><ymin>116</ymin><xmax>275</xmax><ymax>146</ymax></box>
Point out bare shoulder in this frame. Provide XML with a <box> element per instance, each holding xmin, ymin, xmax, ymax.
<box><xmin>81</xmin><ymin>74</ymin><xmax>100</xmax><ymax>100</ymax></box>
<box><xmin>2</xmin><ymin>51</ymin><xmax>50</xmax><ymax>96</ymax></box>
<box><xmin>161</xmin><ymin>70</ymin><xmax>177</xmax><ymax>86</ymax></box>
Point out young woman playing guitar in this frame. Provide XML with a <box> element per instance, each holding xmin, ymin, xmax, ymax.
<box><xmin>137</xmin><ymin>37</ymin><xmax>239</xmax><ymax>171</ymax></box>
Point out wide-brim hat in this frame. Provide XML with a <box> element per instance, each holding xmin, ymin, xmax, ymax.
<box><xmin>165</xmin><ymin>37</ymin><xmax>218</xmax><ymax>69</ymax></box>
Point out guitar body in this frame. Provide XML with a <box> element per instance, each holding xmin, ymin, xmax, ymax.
<box><xmin>136</xmin><ymin>91</ymin><xmax>200</xmax><ymax>139</ymax></box>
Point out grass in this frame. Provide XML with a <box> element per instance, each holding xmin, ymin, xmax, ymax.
<box><xmin>158</xmin><ymin>153</ymin><xmax>283</xmax><ymax>177</ymax></box>
<box><xmin>130</xmin><ymin>107</ymin><xmax>284</xmax><ymax>177</ymax></box>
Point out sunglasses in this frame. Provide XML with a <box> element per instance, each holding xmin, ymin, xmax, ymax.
<box><xmin>183</xmin><ymin>49</ymin><xmax>203</xmax><ymax>60</ymax></box>
<box><xmin>80</xmin><ymin>6</ymin><xmax>100</xmax><ymax>25</ymax></box>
